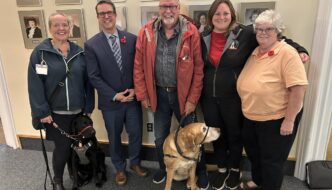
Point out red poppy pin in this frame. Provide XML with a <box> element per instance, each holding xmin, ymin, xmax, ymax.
<box><xmin>120</xmin><ymin>36</ymin><xmax>126</xmax><ymax>44</ymax></box>
<box><xmin>268</xmin><ymin>50</ymin><xmax>274</xmax><ymax>56</ymax></box>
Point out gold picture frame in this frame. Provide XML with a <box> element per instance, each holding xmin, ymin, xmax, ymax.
<box><xmin>55</xmin><ymin>0</ymin><xmax>81</xmax><ymax>5</ymax></box>
<box><xmin>239</xmin><ymin>2</ymin><xmax>276</xmax><ymax>25</ymax></box>
<box><xmin>56</xmin><ymin>9</ymin><xmax>86</xmax><ymax>48</ymax></box>
<box><xmin>16</xmin><ymin>0</ymin><xmax>41</xmax><ymax>7</ymax></box>
<box><xmin>188</xmin><ymin>5</ymin><xmax>210</xmax><ymax>33</ymax></box>
<box><xmin>18</xmin><ymin>10</ymin><xmax>47</xmax><ymax>49</ymax></box>
<box><xmin>141</xmin><ymin>6</ymin><xmax>159</xmax><ymax>26</ymax></box>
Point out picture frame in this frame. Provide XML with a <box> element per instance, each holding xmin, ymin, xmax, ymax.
<box><xmin>16</xmin><ymin>0</ymin><xmax>41</xmax><ymax>7</ymax></box>
<box><xmin>55</xmin><ymin>0</ymin><xmax>81</xmax><ymax>5</ymax></box>
<box><xmin>188</xmin><ymin>5</ymin><xmax>210</xmax><ymax>33</ymax></box>
<box><xmin>18</xmin><ymin>10</ymin><xmax>47</xmax><ymax>49</ymax></box>
<box><xmin>115</xmin><ymin>6</ymin><xmax>128</xmax><ymax>31</ymax></box>
<box><xmin>56</xmin><ymin>9</ymin><xmax>86</xmax><ymax>48</ymax></box>
<box><xmin>141</xmin><ymin>6</ymin><xmax>159</xmax><ymax>26</ymax></box>
<box><xmin>239</xmin><ymin>2</ymin><xmax>276</xmax><ymax>25</ymax></box>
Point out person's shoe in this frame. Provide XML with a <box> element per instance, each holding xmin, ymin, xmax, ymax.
<box><xmin>212</xmin><ymin>169</ymin><xmax>228</xmax><ymax>190</ymax></box>
<box><xmin>197</xmin><ymin>172</ymin><xmax>209</xmax><ymax>190</ymax></box>
<box><xmin>130</xmin><ymin>165</ymin><xmax>148</xmax><ymax>177</ymax></box>
<box><xmin>152</xmin><ymin>169</ymin><xmax>166</xmax><ymax>184</ymax></box>
<box><xmin>225</xmin><ymin>169</ymin><xmax>240</xmax><ymax>190</ymax></box>
<box><xmin>115</xmin><ymin>171</ymin><xmax>127</xmax><ymax>186</ymax></box>
<box><xmin>53</xmin><ymin>182</ymin><xmax>66</xmax><ymax>190</ymax></box>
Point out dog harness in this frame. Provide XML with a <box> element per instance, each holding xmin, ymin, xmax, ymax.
<box><xmin>72</xmin><ymin>141</ymin><xmax>93</xmax><ymax>165</ymax></box>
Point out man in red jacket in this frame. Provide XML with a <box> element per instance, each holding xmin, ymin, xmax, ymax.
<box><xmin>134</xmin><ymin>0</ymin><xmax>207</xmax><ymax>188</ymax></box>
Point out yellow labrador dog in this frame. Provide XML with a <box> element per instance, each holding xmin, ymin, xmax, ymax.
<box><xmin>163</xmin><ymin>123</ymin><xmax>220</xmax><ymax>190</ymax></box>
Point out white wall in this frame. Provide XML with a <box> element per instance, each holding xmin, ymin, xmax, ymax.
<box><xmin>0</xmin><ymin>0</ymin><xmax>318</xmax><ymax>158</ymax></box>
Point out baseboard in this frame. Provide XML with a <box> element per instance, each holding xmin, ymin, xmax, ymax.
<box><xmin>18</xmin><ymin>136</ymin><xmax>295</xmax><ymax>175</ymax></box>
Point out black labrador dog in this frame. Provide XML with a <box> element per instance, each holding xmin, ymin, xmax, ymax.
<box><xmin>68</xmin><ymin>115</ymin><xmax>107</xmax><ymax>190</ymax></box>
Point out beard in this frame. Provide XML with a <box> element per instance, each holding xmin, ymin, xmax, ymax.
<box><xmin>163</xmin><ymin>17</ymin><xmax>175</xmax><ymax>25</ymax></box>
<box><xmin>162</xmin><ymin>14</ymin><xmax>176</xmax><ymax>26</ymax></box>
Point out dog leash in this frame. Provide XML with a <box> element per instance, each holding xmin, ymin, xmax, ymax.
<box><xmin>38</xmin><ymin>125</ymin><xmax>54</xmax><ymax>190</ymax></box>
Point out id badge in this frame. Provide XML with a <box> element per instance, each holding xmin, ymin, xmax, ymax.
<box><xmin>36</xmin><ymin>64</ymin><xmax>48</xmax><ymax>75</ymax></box>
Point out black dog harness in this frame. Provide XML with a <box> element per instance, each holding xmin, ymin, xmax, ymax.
<box><xmin>72</xmin><ymin>141</ymin><xmax>93</xmax><ymax>165</ymax></box>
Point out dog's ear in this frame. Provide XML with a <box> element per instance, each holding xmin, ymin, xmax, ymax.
<box><xmin>182</xmin><ymin>132</ymin><xmax>196</xmax><ymax>150</ymax></box>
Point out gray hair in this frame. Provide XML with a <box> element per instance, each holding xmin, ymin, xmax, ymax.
<box><xmin>48</xmin><ymin>13</ymin><xmax>70</xmax><ymax>28</ymax></box>
<box><xmin>254</xmin><ymin>10</ymin><xmax>285</xmax><ymax>38</ymax></box>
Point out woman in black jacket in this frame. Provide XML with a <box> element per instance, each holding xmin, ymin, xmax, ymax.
<box><xmin>28</xmin><ymin>13</ymin><xmax>94</xmax><ymax>190</ymax></box>
<box><xmin>200</xmin><ymin>1</ymin><xmax>309</xmax><ymax>190</ymax></box>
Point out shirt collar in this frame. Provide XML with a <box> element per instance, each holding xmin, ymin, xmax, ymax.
<box><xmin>157</xmin><ymin>19</ymin><xmax>180</xmax><ymax>34</ymax></box>
<box><xmin>103</xmin><ymin>29</ymin><xmax>119</xmax><ymax>39</ymax></box>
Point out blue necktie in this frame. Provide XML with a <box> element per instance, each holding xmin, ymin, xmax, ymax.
<box><xmin>110</xmin><ymin>35</ymin><xmax>123</xmax><ymax>72</ymax></box>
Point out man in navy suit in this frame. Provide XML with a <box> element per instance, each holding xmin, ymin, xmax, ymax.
<box><xmin>84</xmin><ymin>1</ymin><xmax>148</xmax><ymax>186</ymax></box>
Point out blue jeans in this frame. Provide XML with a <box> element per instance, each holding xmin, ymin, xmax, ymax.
<box><xmin>154</xmin><ymin>86</ymin><xmax>206</xmax><ymax>173</ymax></box>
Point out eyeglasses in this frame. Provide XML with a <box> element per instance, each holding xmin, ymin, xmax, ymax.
<box><xmin>255</xmin><ymin>27</ymin><xmax>276</xmax><ymax>34</ymax></box>
<box><xmin>97</xmin><ymin>11</ymin><xmax>115</xmax><ymax>18</ymax></box>
<box><xmin>159</xmin><ymin>5</ymin><xmax>178</xmax><ymax>11</ymax></box>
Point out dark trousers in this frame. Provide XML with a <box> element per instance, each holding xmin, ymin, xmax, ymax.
<box><xmin>201</xmin><ymin>96</ymin><xmax>243</xmax><ymax>169</ymax></box>
<box><xmin>46</xmin><ymin>113</ymin><xmax>78</xmax><ymax>183</ymax></box>
<box><xmin>154</xmin><ymin>86</ymin><xmax>206</xmax><ymax>174</ymax></box>
<box><xmin>242</xmin><ymin>110</ymin><xmax>303</xmax><ymax>190</ymax></box>
<box><xmin>101</xmin><ymin>102</ymin><xmax>143</xmax><ymax>172</ymax></box>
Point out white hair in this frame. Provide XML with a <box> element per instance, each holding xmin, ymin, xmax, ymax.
<box><xmin>254</xmin><ymin>9</ymin><xmax>285</xmax><ymax>36</ymax></box>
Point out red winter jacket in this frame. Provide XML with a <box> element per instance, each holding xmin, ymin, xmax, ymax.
<box><xmin>134</xmin><ymin>16</ymin><xmax>204</xmax><ymax>114</ymax></box>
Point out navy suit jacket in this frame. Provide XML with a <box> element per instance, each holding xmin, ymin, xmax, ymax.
<box><xmin>85</xmin><ymin>30</ymin><xmax>137</xmax><ymax>111</ymax></box>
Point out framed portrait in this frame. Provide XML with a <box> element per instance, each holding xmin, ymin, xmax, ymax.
<box><xmin>141</xmin><ymin>6</ymin><xmax>159</xmax><ymax>26</ymax></box>
<box><xmin>16</xmin><ymin>0</ymin><xmax>41</xmax><ymax>7</ymax></box>
<box><xmin>56</xmin><ymin>9</ymin><xmax>86</xmax><ymax>47</ymax></box>
<box><xmin>115</xmin><ymin>6</ymin><xmax>128</xmax><ymax>31</ymax></box>
<box><xmin>55</xmin><ymin>0</ymin><xmax>81</xmax><ymax>5</ymax></box>
<box><xmin>239</xmin><ymin>2</ymin><xmax>276</xmax><ymax>25</ymax></box>
<box><xmin>188</xmin><ymin>5</ymin><xmax>210</xmax><ymax>33</ymax></box>
<box><xmin>18</xmin><ymin>10</ymin><xmax>47</xmax><ymax>49</ymax></box>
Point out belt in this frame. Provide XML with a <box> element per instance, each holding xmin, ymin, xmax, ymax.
<box><xmin>158</xmin><ymin>86</ymin><xmax>177</xmax><ymax>92</ymax></box>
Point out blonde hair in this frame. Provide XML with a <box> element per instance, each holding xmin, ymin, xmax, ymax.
<box><xmin>48</xmin><ymin>13</ymin><xmax>70</xmax><ymax>28</ymax></box>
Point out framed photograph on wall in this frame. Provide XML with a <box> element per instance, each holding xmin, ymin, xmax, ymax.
<box><xmin>141</xmin><ymin>6</ymin><xmax>159</xmax><ymax>26</ymax></box>
<box><xmin>55</xmin><ymin>0</ymin><xmax>81</xmax><ymax>5</ymax></box>
<box><xmin>16</xmin><ymin>0</ymin><xmax>41</xmax><ymax>7</ymax></box>
<box><xmin>56</xmin><ymin>9</ymin><xmax>86</xmax><ymax>47</ymax></box>
<box><xmin>115</xmin><ymin>6</ymin><xmax>128</xmax><ymax>31</ymax></box>
<box><xmin>18</xmin><ymin>10</ymin><xmax>47</xmax><ymax>49</ymax></box>
<box><xmin>239</xmin><ymin>2</ymin><xmax>276</xmax><ymax>25</ymax></box>
<box><xmin>188</xmin><ymin>5</ymin><xmax>210</xmax><ymax>33</ymax></box>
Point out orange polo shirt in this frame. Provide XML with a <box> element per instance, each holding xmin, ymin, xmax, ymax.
<box><xmin>237</xmin><ymin>41</ymin><xmax>308</xmax><ymax>121</ymax></box>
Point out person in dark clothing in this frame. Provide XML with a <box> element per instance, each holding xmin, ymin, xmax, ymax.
<box><xmin>26</xmin><ymin>17</ymin><xmax>42</xmax><ymax>38</ymax></box>
<box><xmin>200</xmin><ymin>1</ymin><xmax>309</xmax><ymax>190</ymax></box>
<box><xmin>28</xmin><ymin>13</ymin><xmax>94</xmax><ymax>190</ymax></box>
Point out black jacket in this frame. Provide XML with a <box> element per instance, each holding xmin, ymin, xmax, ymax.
<box><xmin>201</xmin><ymin>24</ymin><xmax>308</xmax><ymax>98</ymax></box>
<box><xmin>28</xmin><ymin>39</ymin><xmax>94</xmax><ymax>119</ymax></box>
